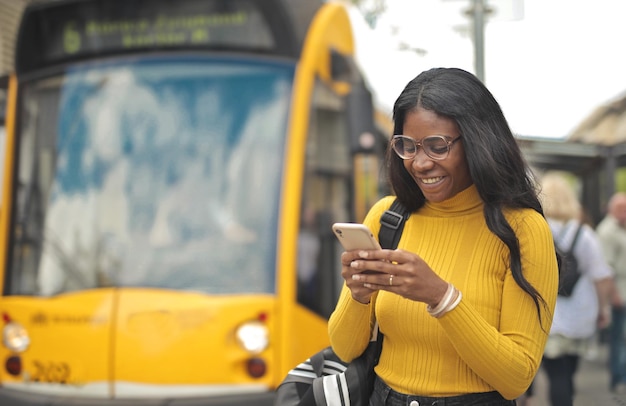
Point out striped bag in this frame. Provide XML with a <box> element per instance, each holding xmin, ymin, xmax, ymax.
<box><xmin>274</xmin><ymin>324</ymin><xmax>382</xmax><ymax>406</ymax></box>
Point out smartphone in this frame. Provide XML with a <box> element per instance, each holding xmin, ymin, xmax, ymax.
<box><xmin>332</xmin><ymin>223</ymin><xmax>381</xmax><ymax>251</ymax></box>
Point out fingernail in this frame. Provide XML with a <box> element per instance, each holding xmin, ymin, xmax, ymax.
<box><xmin>352</xmin><ymin>274</ymin><xmax>361</xmax><ymax>281</ymax></box>
<box><xmin>358</xmin><ymin>251</ymin><xmax>369</xmax><ymax>258</ymax></box>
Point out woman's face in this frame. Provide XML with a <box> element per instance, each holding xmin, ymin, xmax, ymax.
<box><xmin>401</xmin><ymin>108</ymin><xmax>473</xmax><ymax>203</ymax></box>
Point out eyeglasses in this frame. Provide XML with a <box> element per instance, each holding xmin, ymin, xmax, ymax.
<box><xmin>391</xmin><ymin>135</ymin><xmax>462</xmax><ymax>161</ymax></box>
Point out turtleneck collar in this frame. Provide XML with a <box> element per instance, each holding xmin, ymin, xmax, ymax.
<box><xmin>422</xmin><ymin>184</ymin><xmax>483</xmax><ymax>217</ymax></box>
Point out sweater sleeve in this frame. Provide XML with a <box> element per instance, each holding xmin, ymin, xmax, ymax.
<box><xmin>327</xmin><ymin>287</ymin><xmax>376</xmax><ymax>362</ymax></box>
<box><xmin>327</xmin><ymin>197</ymin><xmax>395</xmax><ymax>362</ymax></box>
<box><xmin>437</xmin><ymin>211</ymin><xmax>558</xmax><ymax>399</ymax></box>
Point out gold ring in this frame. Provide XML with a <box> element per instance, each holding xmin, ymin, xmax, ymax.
<box><xmin>389</xmin><ymin>275</ymin><xmax>394</xmax><ymax>286</ymax></box>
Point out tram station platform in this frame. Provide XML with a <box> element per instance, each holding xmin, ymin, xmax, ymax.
<box><xmin>521</xmin><ymin>341</ymin><xmax>626</xmax><ymax>406</ymax></box>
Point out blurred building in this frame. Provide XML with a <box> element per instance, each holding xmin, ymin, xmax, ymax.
<box><xmin>569</xmin><ymin>93</ymin><xmax>626</xmax><ymax>146</ymax></box>
<box><xmin>0</xmin><ymin>0</ymin><xmax>31</xmax><ymax>75</ymax></box>
<box><xmin>519</xmin><ymin>92</ymin><xmax>626</xmax><ymax>225</ymax></box>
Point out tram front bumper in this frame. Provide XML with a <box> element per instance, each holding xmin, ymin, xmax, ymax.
<box><xmin>0</xmin><ymin>387</ymin><xmax>276</xmax><ymax>406</ymax></box>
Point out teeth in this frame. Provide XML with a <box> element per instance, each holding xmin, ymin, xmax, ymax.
<box><xmin>421</xmin><ymin>177</ymin><xmax>443</xmax><ymax>184</ymax></box>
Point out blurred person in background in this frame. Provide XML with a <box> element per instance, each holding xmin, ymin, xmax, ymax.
<box><xmin>596</xmin><ymin>192</ymin><xmax>626</xmax><ymax>392</ymax></box>
<box><xmin>538</xmin><ymin>171</ymin><xmax>613</xmax><ymax>405</ymax></box>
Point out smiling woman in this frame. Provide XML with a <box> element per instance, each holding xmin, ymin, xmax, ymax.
<box><xmin>328</xmin><ymin>67</ymin><xmax>559</xmax><ymax>404</ymax></box>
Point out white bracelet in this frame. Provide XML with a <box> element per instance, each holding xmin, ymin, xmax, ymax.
<box><xmin>427</xmin><ymin>283</ymin><xmax>455</xmax><ymax>317</ymax></box>
<box><xmin>441</xmin><ymin>290</ymin><xmax>462</xmax><ymax>317</ymax></box>
<box><xmin>428</xmin><ymin>285</ymin><xmax>462</xmax><ymax>318</ymax></box>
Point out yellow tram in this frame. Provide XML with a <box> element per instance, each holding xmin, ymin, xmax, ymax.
<box><xmin>0</xmin><ymin>0</ymin><xmax>388</xmax><ymax>404</ymax></box>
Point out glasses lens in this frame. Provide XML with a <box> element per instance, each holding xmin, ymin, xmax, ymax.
<box><xmin>423</xmin><ymin>136</ymin><xmax>449</xmax><ymax>159</ymax></box>
<box><xmin>392</xmin><ymin>137</ymin><xmax>416</xmax><ymax>159</ymax></box>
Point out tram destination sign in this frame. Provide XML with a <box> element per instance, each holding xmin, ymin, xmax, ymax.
<box><xmin>16</xmin><ymin>0</ymin><xmax>279</xmax><ymax>74</ymax></box>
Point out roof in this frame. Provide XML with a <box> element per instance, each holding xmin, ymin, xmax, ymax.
<box><xmin>568</xmin><ymin>91</ymin><xmax>626</xmax><ymax>146</ymax></box>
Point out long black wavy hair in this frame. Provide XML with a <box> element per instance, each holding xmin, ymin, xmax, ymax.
<box><xmin>387</xmin><ymin>67</ymin><xmax>549</xmax><ymax>324</ymax></box>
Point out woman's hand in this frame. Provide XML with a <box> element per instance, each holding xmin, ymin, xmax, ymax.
<box><xmin>340</xmin><ymin>249</ymin><xmax>382</xmax><ymax>304</ymax></box>
<box><xmin>341</xmin><ymin>248</ymin><xmax>449</xmax><ymax>307</ymax></box>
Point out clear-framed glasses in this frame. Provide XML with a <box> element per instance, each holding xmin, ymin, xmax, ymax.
<box><xmin>391</xmin><ymin>135</ymin><xmax>462</xmax><ymax>161</ymax></box>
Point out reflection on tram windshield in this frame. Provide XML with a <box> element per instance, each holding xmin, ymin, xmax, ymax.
<box><xmin>11</xmin><ymin>58</ymin><xmax>294</xmax><ymax>296</ymax></box>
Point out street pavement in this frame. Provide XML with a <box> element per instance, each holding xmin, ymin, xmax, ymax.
<box><xmin>521</xmin><ymin>342</ymin><xmax>626</xmax><ymax>406</ymax></box>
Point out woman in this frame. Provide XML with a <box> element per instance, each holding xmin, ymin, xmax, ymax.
<box><xmin>538</xmin><ymin>171</ymin><xmax>612</xmax><ymax>405</ymax></box>
<box><xmin>328</xmin><ymin>67</ymin><xmax>559</xmax><ymax>405</ymax></box>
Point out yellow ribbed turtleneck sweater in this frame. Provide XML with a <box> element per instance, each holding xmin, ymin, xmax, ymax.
<box><xmin>328</xmin><ymin>185</ymin><xmax>558</xmax><ymax>400</ymax></box>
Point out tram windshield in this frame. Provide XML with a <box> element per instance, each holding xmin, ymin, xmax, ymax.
<box><xmin>9</xmin><ymin>57</ymin><xmax>293</xmax><ymax>296</ymax></box>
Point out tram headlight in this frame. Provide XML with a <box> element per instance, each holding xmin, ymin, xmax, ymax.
<box><xmin>3</xmin><ymin>321</ymin><xmax>30</xmax><ymax>353</ymax></box>
<box><xmin>235</xmin><ymin>321</ymin><xmax>268</xmax><ymax>354</ymax></box>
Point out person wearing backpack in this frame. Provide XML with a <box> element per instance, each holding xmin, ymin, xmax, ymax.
<box><xmin>537</xmin><ymin>171</ymin><xmax>613</xmax><ymax>405</ymax></box>
<box><xmin>328</xmin><ymin>68</ymin><xmax>559</xmax><ymax>406</ymax></box>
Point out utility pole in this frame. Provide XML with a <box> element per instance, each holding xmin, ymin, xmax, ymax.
<box><xmin>466</xmin><ymin>0</ymin><xmax>523</xmax><ymax>83</ymax></box>
<box><xmin>449</xmin><ymin>0</ymin><xmax>492</xmax><ymax>83</ymax></box>
<box><xmin>471</xmin><ymin>0</ymin><xmax>487</xmax><ymax>82</ymax></box>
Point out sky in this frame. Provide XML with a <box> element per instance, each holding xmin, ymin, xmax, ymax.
<box><xmin>349</xmin><ymin>0</ymin><xmax>626</xmax><ymax>139</ymax></box>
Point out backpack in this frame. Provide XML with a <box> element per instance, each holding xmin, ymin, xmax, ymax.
<box><xmin>274</xmin><ymin>198</ymin><xmax>410</xmax><ymax>406</ymax></box>
<box><xmin>555</xmin><ymin>223</ymin><xmax>583</xmax><ymax>297</ymax></box>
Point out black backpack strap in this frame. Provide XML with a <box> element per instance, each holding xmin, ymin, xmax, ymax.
<box><xmin>568</xmin><ymin>223</ymin><xmax>583</xmax><ymax>253</ymax></box>
<box><xmin>557</xmin><ymin>221</ymin><xmax>583</xmax><ymax>253</ymax></box>
<box><xmin>378</xmin><ymin>198</ymin><xmax>410</xmax><ymax>250</ymax></box>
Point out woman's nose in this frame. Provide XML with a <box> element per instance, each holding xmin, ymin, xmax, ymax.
<box><xmin>411</xmin><ymin>149</ymin><xmax>435</xmax><ymax>170</ymax></box>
